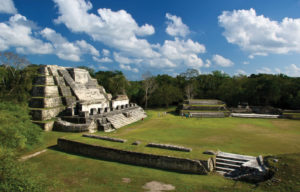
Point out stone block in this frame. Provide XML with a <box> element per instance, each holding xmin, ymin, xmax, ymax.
<box><xmin>29</xmin><ymin>97</ymin><xmax>62</xmax><ymax>108</ymax></box>
<box><xmin>62</xmin><ymin>96</ymin><xmax>76</xmax><ymax>106</ymax></box>
<box><xmin>79</xmin><ymin>111</ymin><xmax>89</xmax><ymax>118</ymax></box>
<box><xmin>54</xmin><ymin>76</ymin><xmax>66</xmax><ymax>86</ymax></box>
<box><xmin>30</xmin><ymin>107</ymin><xmax>64</xmax><ymax>121</ymax></box>
<box><xmin>32</xmin><ymin>86</ymin><xmax>59</xmax><ymax>97</ymax></box>
<box><xmin>33</xmin><ymin>76</ymin><xmax>55</xmax><ymax>85</ymax></box>
<box><xmin>58</xmin><ymin>85</ymin><xmax>73</xmax><ymax>97</ymax></box>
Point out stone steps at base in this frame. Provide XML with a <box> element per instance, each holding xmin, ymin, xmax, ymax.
<box><xmin>215</xmin><ymin>166</ymin><xmax>235</xmax><ymax>172</ymax></box>
<box><xmin>216</xmin><ymin>157</ymin><xmax>246</xmax><ymax>165</ymax></box>
<box><xmin>216</xmin><ymin>162</ymin><xmax>241</xmax><ymax>168</ymax></box>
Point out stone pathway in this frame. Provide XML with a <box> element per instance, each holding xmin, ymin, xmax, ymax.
<box><xmin>19</xmin><ymin>149</ymin><xmax>47</xmax><ymax>161</ymax></box>
<box><xmin>142</xmin><ymin>181</ymin><xmax>175</xmax><ymax>192</ymax></box>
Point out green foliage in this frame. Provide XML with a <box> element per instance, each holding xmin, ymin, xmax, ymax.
<box><xmin>0</xmin><ymin>149</ymin><xmax>47</xmax><ymax>192</ymax></box>
<box><xmin>0</xmin><ymin>102</ymin><xmax>45</xmax><ymax>192</ymax></box>
<box><xmin>0</xmin><ymin>64</ymin><xmax>39</xmax><ymax>103</ymax></box>
<box><xmin>0</xmin><ymin>102</ymin><xmax>42</xmax><ymax>150</ymax></box>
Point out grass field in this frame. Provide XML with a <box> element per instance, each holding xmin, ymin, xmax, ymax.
<box><xmin>23</xmin><ymin>109</ymin><xmax>300</xmax><ymax>192</ymax></box>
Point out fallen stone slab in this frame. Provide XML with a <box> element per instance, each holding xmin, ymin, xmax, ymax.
<box><xmin>146</xmin><ymin>143</ymin><xmax>192</xmax><ymax>152</ymax></box>
<box><xmin>82</xmin><ymin>134</ymin><xmax>127</xmax><ymax>143</ymax></box>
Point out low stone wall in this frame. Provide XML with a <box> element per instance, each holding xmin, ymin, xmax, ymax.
<box><xmin>82</xmin><ymin>134</ymin><xmax>127</xmax><ymax>143</ymax></box>
<box><xmin>146</xmin><ymin>143</ymin><xmax>192</xmax><ymax>152</ymax></box>
<box><xmin>57</xmin><ymin>138</ymin><xmax>207</xmax><ymax>174</ymax></box>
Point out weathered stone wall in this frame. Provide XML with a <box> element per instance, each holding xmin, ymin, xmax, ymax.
<box><xmin>33</xmin><ymin>75</ymin><xmax>55</xmax><ymax>85</ymax></box>
<box><xmin>58</xmin><ymin>138</ymin><xmax>207</xmax><ymax>174</ymax></box>
<box><xmin>31</xmin><ymin>107</ymin><xmax>65</xmax><ymax>121</ymax></box>
<box><xmin>32</xmin><ymin>86</ymin><xmax>60</xmax><ymax>97</ymax></box>
<box><xmin>29</xmin><ymin>97</ymin><xmax>62</xmax><ymax>108</ymax></box>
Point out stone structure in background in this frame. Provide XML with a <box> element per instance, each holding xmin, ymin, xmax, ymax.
<box><xmin>30</xmin><ymin>65</ymin><xmax>146</xmax><ymax>132</ymax></box>
<box><xmin>177</xmin><ymin>99</ymin><xmax>230</xmax><ymax>118</ymax></box>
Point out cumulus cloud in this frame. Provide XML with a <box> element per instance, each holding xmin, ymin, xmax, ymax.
<box><xmin>0</xmin><ymin>14</ymin><xmax>53</xmax><ymax>54</ymax></box>
<box><xmin>0</xmin><ymin>0</ymin><xmax>17</xmax><ymax>14</ymax></box>
<box><xmin>235</xmin><ymin>69</ymin><xmax>247</xmax><ymax>75</ymax></box>
<box><xmin>102</xmin><ymin>49</ymin><xmax>110</xmax><ymax>56</ymax></box>
<box><xmin>256</xmin><ymin>67</ymin><xmax>273</xmax><ymax>74</ymax></box>
<box><xmin>166</xmin><ymin>13</ymin><xmax>190</xmax><ymax>37</ymax></box>
<box><xmin>52</xmin><ymin>0</ymin><xmax>209</xmax><ymax>70</ymax></box>
<box><xmin>212</xmin><ymin>54</ymin><xmax>234</xmax><ymax>67</ymax></box>
<box><xmin>285</xmin><ymin>64</ymin><xmax>300</xmax><ymax>77</ymax></box>
<box><xmin>219</xmin><ymin>8</ymin><xmax>300</xmax><ymax>57</ymax></box>
<box><xmin>119</xmin><ymin>63</ymin><xmax>139</xmax><ymax>73</ymax></box>
<box><xmin>160</xmin><ymin>38</ymin><xmax>206</xmax><ymax>68</ymax></box>
<box><xmin>53</xmin><ymin>0</ymin><xmax>158</xmax><ymax>59</ymax></box>
<box><xmin>93</xmin><ymin>56</ymin><xmax>113</xmax><ymax>63</ymax></box>
<box><xmin>40</xmin><ymin>27</ymin><xmax>99</xmax><ymax>61</ymax></box>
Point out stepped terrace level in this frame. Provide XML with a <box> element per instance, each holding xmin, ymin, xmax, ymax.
<box><xmin>177</xmin><ymin>99</ymin><xmax>230</xmax><ymax>118</ymax></box>
<box><xmin>30</xmin><ymin>65</ymin><xmax>146</xmax><ymax>132</ymax></box>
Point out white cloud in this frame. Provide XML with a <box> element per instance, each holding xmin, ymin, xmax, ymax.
<box><xmin>235</xmin><ymin>69</ymin><xmax>247</xmax><ymax>75</ymax></box>
<box><xmin>120</xmin><ymin>63</ymin><xmax>139</xmax><ymax>73</ymax></box>
<box><xmin>53</xmin><ymin>0</ymin><xmax>158</xmax><ymax>59</ymax></box>
<box><xmin>160</xmin><ymin>38</ymin><xmax>206</xmax><ymax>68</ymax></box>
<box><xmin>204</xmin><ymin>59</ymin><xmax>211</xmax><ymax>68</ymax></box>
<box><xmin>212</xmin><ymin>54</ymin><xmax>234</xmax><ymax>67</ymax></box>
<box><xmin>219</xmin><ymin>8</ymin><xmax>300</xmax><ymax>56</ymax></box>
<box><xmin>40</xmin><ymin>27</ymin><xmax>99</xmax><ymax>61</ymax></box>
<box><xmin>0</xmin><ymin>0</ymin><xmax>17</xmax><ymax>14</ymax></box>
<box><xmin>93</xmin><ymin>56</ymin><xmax>112</xmax><ymax>63</ymax></box>
<box><xmin>243</xmin><ymin>61</ymin><xmax>249</xmax><ymax>65</ymax></box>
<box><xmin>53</xmin><ymin>0</ymin><xmax>208</xmax><ymax>71</ymax></box>
<box><xmin>102</xmin><ymin>49</ymin><xmax>110</xmax><ymax>56</ymax></box>
<box><xmin>275</xmin><ymin>68</ymin><xmax>281</xmax><ymax>74</ymax></box>
<box><xmin>256</xmin><ymin>67</ymin><xmax>272</xmax><ymax>74</ymax></box>
<box><xmin>0</xmin><ymin>14</ymin><xmax>53</xmax><ymax>54</ymax></box>
<box><xmin>165</xmin><ymin>13</ymin><xmax>190</xmax><ymax>37</ymax></box>
<box><xmin>285</xmin><ymin>64</ymin><xmax>300</xmax><ymax>77</ymax></box>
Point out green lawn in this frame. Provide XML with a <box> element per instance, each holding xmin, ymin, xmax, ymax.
<box><xmin>24</xmin><ymin>109</ymin><xmax>300</xmax><ymax>192</ymax></box>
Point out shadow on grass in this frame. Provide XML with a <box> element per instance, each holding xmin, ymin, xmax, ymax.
<box><xmin>47</xmin><ymin>144</ymin><xmax>203</xmax><ymax>176</ymax></box>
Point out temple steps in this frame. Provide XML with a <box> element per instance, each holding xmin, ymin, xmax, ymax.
<box><xmin>215</xmin><ymin>152</ymin><xmax>256</xmax><ymax>175</ymax></box>
<box><xmin>106</xmin><ymin>109</ymin><xmax>146</xmax><ymax>129</ymax></box>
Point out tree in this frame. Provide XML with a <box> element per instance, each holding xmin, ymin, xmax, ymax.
<box><xmin>142</xmin><ymin>71</ymin><xmax>157</xmax><ymax>109</ymax></box>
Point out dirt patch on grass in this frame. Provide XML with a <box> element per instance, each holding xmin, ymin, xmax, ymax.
<box><xmin>142</xmin><ymin>181</ymin><xmax>175</xmax><ymax>192</ymax></box>
<box><xmin>122</xmin><ymin>178</ymin><xmax>131</xmax><ymax>183</ymax></box>
<box><xmin>19</xmin><ymin>149</ymin><xmax>47</xmax><ymax>161</ymax></box>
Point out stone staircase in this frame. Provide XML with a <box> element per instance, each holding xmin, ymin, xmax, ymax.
<box><xmin>215</xmin><ymin>151</ymin><xmax>257</xmax><ymax>175</ymax></box>
<box><xmin>106</xmin><ymin>108</ymin><xmax>146</xmax><ymax>129</ymax></box>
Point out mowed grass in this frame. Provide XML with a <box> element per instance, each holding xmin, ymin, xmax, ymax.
<box><xmin>25</xmin><ymin>109</ymin><xmax>300</xmax><ymax>191</ymax></box>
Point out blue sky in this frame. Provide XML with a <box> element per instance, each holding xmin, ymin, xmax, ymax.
<box><xmin>1</xmin><ymin>0</ymin><xmax>300</xmax><ymax>80</ymax></box>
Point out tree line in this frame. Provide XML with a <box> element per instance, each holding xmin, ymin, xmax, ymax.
<box><xmin>1</xmin><ymin>52</ymin><xmax>300</xmax><ymax>109</ymax></box>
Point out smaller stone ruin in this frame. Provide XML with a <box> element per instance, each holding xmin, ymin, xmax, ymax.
<box><xmin>215</xmin><ymin>151</ymin><xmax>269</xmax><ymax>183</ymax></box>
<box><xmin>30</xmin><ymin>65</ymin><xmax>146</xmax><ymax>132</ymax></box>
<box><xmin>177</xmin><ymin>99</ymin><xmax>230</xmax><ymax>118</ymax></box>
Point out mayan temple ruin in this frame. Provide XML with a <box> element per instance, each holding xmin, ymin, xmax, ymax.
<box><xmin>177</xmin><ymin>99</ymin><xmax>230</xmax><ymax>118</ymax></box>
<box><xmin>29</xmin><ymin>65</ymin><xmax>146</xmax><ymax>132</ymax></box>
